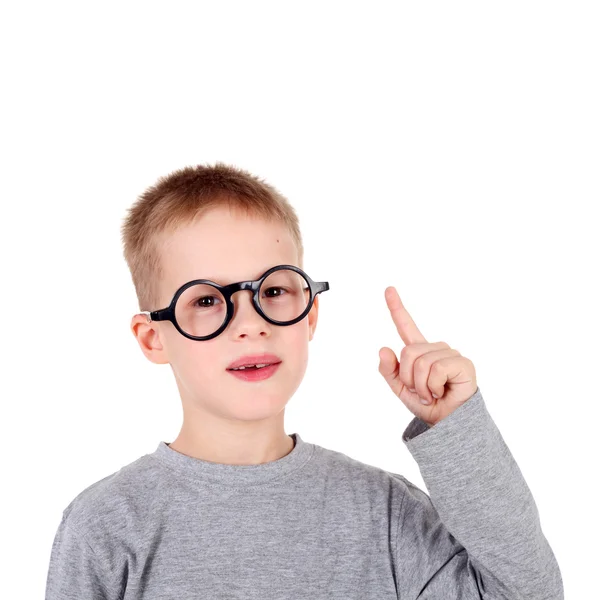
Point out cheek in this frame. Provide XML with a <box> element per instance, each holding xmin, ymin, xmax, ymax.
<box><xmin>171</xmin><ymin>339</ymin><xmax>224</xmax><ymax>379</ymax></box>
<box><xmin>280</xmin><ymin>323</ymin><xmax>310</xmax><ymax>362</ymax></box>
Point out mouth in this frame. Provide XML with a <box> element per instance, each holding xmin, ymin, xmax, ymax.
<box><xmin>226</xmin><ymin>353</ymin><xmax>283</xmax><ymax>371</ymax></box>
<box><xmin>226</xmin><ymin>361</ymin><xmax>282</xmax><ymax>382</ymax></box>
<box><xmin>227</xmin><ymin>362</ymin><xmax>281</xmax><ymax>371</ymax></box>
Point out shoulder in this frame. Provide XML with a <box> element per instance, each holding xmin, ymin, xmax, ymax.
<box><xmin>60</xmin><ymin>451</ymin><xmax>159</xmax><ymax>537</ymax></box>
<box><xmin>310</xmin><ymin>442</ymin><xmax>411</xmax><ymax>503</ymax></box>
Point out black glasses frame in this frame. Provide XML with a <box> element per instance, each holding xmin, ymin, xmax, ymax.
<box><xmin>139</xmin><ymin>264</ymin><xmax>330</xmax><ymax>341</ymax></box>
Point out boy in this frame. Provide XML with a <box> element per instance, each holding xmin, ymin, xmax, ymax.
<box><xmin>45</xmin><ymin>162</ymin><xmax>563</xmax><ymax>599</ymax></box>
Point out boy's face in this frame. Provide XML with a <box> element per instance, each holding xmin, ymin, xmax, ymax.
<box><xmin>131</xmin><ymin>206</ymin><xmax>319</xmax><ymax>425</ymax></box>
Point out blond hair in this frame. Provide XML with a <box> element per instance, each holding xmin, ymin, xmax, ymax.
<box><xmin>120</xmin><ymin>162</ymin><xmax>304</xmax><ymax>312</ymax></box>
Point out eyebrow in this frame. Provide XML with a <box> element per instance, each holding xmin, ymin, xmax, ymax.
<box><xmin>187</xmin><ymin>265</ymin><xmax>282</xmax><ymax>286</ymax></box>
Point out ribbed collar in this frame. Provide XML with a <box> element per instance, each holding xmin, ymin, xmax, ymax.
<box><xmin>150</xmin><ymin>433</ymin><xmax>315</xmax><ymax>486</ymax></box>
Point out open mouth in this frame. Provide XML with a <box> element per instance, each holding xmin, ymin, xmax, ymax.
<box><xmin>228</xmin><ymin>363</ymin><xmax>278</xmax><ymax>371</ymax></box>
<box><xmin>226</xmin><ymin>362</ymin><xmax>282</xmax><ymax>381</ymax></box>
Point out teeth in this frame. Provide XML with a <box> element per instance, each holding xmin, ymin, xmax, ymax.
<box><xmin>231</xmin><ymin>363</ymin><xmax>270</xmax><ymax>371</ymax></box>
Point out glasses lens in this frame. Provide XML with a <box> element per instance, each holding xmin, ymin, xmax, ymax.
<box><xmin>174</xmin><ymin>283</ymin><xmax>227</xmax><ymax>338</ymax></box>
<box><xmin>258</xmin><ymin>268</ymin><xmax>310</xmax><ymax>323</ymax></box>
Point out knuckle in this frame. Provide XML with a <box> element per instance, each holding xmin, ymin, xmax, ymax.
<box><xmin>399</xmin><ymin>372</ymin><xmax>412</xmax><ymax>387</ymax></box>
<box><xmin>431</xmin><ymin>361</ymin><xmax>444</xmax><ymax>374</ymax></box>
<box><xmin>414</xmin><ymin>354</ymin><xmax>427</xmax><ymax>370</ymax></box>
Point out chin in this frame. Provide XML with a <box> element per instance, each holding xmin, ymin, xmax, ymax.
<box><xmin>222</xmin><ymin>390</ymin><xmax>290</xmax><ymax>419</ymax></box>
<box><xmin>225</xmin><ymin>402</ymin><xmax>289</xmax><ymax>422</ymax></box>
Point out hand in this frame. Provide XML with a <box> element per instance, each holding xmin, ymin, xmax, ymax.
<box><xmin>378</xmin><ymin>286</ymin><xmax>478</xmax><ymax>427</ymax></box>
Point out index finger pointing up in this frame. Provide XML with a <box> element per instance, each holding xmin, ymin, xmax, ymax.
<box><xmin>385</xmin><ymin>286</ymin><xmax>428</xmax><ymax>346</ymax></box>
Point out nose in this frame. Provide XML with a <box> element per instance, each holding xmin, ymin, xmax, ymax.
<box><xmin>229</xmin><ymin>290</ymin><xmax>269</xmax><ymax>335</ymax></box>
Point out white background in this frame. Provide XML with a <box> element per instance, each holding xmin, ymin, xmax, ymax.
<box><xmin>1</xmin><ymin>1</ymin><xmax>598</xmax><ymax>597</ymax></box>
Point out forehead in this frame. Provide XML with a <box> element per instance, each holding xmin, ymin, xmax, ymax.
<box><xmin>159</xmin><ymin>207</ymin><xmax>298</xmax><ymax>294</ymax></box>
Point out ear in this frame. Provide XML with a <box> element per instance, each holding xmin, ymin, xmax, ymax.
<box><xmin>308</xmin><ymin>295</ymin><xmax>319</xmax><ymax>342</ymax></box>
<box><xmin>130</xmin><ymin>314</ymin><xmax>170</xmax><ymax>365</ymax></box>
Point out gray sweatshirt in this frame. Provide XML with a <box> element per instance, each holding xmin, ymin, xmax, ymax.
<box><xmin>44</xmin><ymin>387</ymin><xmax>564</xmax><ymax>599</ymax></box>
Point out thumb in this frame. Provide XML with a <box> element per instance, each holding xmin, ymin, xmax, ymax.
<box><xmin>378</xmin><ymin>347</ymin><xmax>401</xmax><ymax>396</ymax></box>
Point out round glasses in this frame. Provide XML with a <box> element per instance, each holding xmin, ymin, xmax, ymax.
<box><xmin>139</xmin><ymin>264</ymin><xmax>330</xmax><ymax>341</ymax></box>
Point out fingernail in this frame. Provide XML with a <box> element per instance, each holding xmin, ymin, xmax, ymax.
<box><xmin>432</xmin><ymin>393</ymin><xmax>440</xmax><ymax>399</ymax></box>
<box><xmin>409</xmin><ymin>388</ymin><xmax>416</xmax><ymax>393</ymax></box>
<box><xmin>420</xmin><ymin>398</ymin><xmax>431</xmax><ymax>405</ymax></box>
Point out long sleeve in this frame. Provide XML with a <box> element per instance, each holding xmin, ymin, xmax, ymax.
<box><xmin>45</xmin><ymin>513</ymin><xmax>123</xmax><ymax>600</ymax></box>
<box><xmin>393</xmin><ymin>387</ymin><xmax>564</xmax><ymax>599</ymax></box>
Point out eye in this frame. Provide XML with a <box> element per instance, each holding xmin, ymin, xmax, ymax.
<box><xmin>193</xmin><ymin>295</ymin><xmax>221</xmax><ymax>308</ymax></box>
<box><xmin>263</xmin><ymin>287</ymin><xmax>287</xmax><ymax>298</ymax></box>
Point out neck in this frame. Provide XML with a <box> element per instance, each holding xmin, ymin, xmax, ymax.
<box><xmin>168</xmin><ymin>418</ymin><xmax>295</xmax><ymax>466</ymax></box>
